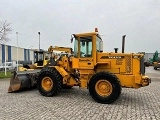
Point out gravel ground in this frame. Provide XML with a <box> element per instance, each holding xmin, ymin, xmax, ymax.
<box><xmin>0</xmin><ymin>67</ymin><xmax>160</xmax><ymax>120</ymax></box>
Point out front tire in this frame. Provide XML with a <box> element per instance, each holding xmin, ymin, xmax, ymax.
<box><xmin>89</xmin><ymin>72</ymin><xmax>121</xmax><ymax>104</ymax></box>
<box><xmin>37</xmin><ymin>67</ymin><xmax>62</xmax><ymax>97</ymax></box>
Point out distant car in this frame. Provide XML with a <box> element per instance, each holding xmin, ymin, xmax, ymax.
<box><xmin>144</xmin><ymin>61</ymin><xmax>152</xmax><ymax>67</ymax></box>
<box><xmin>0</xmin><ymin>62</ymin><xmax>17</xmax><ymax>71</ymax></box>
<box><xmin>154</xmin><ymin>62</ymin><xmax>160</xmax><ymax>70</ymax></box>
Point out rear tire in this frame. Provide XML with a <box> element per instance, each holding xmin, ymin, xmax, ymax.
<box><xmin>89</xmin><ymin>71</ymin><xmax>121</xmax><ymax>104</ymax></box>
<box><xmin>37</xmin><ymin>67</ymin><xmax>62</xmax><ymax>97</ymax></box>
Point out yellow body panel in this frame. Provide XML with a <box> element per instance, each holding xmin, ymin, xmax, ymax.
<box><xmin>54</xmin><ymin>66</ymin><xmax>78</xmax><ymax>85</ymax></box>
<box><xmin>18</xmin><ymin>66</ymin><xmax>35</xmax><ymax>71</ymax></box>
<box><xmin>72</xmin><ymin>58</ymin><xmax>79</xmax><ymax>68</ymax></box>
<box><xmin>96</xmin><ymin>53</ymin><xmax>150</xmax><ymax>88</ymax></box>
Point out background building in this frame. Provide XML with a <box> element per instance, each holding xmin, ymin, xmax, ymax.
<box><xmin>0</xmin><ymin>44</ymin><xmax>36</xmax><ymax>65</ymax></box>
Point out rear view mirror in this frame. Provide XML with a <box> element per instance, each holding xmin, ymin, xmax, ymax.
<box><xmin>71</xmin><ymin>37</ymin><xmax>73</xmax><ymax>43</ymax></box>
<box><xmin>71</xmin><ymin>34</ymin><xmax>75</xmax><ymax>43</ymax></box>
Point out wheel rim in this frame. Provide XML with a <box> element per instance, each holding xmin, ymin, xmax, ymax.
<box><xmin>41</xmin><ymin>77</ymin><xmax>53</xmax><ymax>91</ymax></box>
<box><xmin>95</xmin><ymin>80</ymin><xmax>112</xmax><ymax>97</ymax></box>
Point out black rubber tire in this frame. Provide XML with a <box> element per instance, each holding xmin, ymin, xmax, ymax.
<box><xmin>89</xmin><ymin>71</ymin><xmax>121</xmax><ymax>104</ymax></box>
<box><xmin>37</xmin><ymin>67</ymin><xmax>62</xmax><ymax>97</ymax></box>
<box><xmin>62</xmin><ymin>85</ymin><xmax>73</xmax><ymax>89</ymax></box>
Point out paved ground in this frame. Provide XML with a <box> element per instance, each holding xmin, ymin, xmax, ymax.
<box><xmin>0</xmin><ymin>67</ymin><xmax>160</xmax><ymax>120</ymax></box>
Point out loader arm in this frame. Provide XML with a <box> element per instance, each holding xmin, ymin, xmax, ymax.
<box><xmin>48</xmin><ymin>46</ymin><xmax>73</xmax><ymax>54</ymax></box>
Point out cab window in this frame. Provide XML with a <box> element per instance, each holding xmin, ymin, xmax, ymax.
<box><xmin>80</xmin><ymin>36</ymin><xmax>92</xmax><ymax>57</ymax></box>
<box><xmin>96</xmin><ymin>36</ymin><xmax>101</xmax><ymax>52</ymax></box>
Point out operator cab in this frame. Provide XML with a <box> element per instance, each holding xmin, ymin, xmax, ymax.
<box><xmin>72</xmin><ymin>28</ymin><xmax>103</xmax><ymax>58</ymax></box>
<box><xmin>34</xmin><ymin>51</ymin><xmax>50</xmax><ymax>66</ymax></box>
<box><xmin>71</xmin><ymin>28</ymin><xmax>103</xmax><ymax>68</ymax></box>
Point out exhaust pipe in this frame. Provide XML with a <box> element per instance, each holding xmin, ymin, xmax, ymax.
<box><xmin>122</xmin><ymin>35</ymin><xmax>126</xmax><ymax>53</ymax></box>
<box><xmin>114</xmin><ymin>48</ymin><xmax>118</xmax><ymax>53</ymax></box>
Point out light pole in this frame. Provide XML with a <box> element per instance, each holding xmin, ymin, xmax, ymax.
<box><xmin>16</xmin><ymin>32</ymin><xmax>18</xmax><ymax>71</ymax></box>
<box><xmin>4</xmin><ymin>27</ymin><xmax>7</xmax><ymax>76</ymax></box>
<box><xmin>28</xmin><ymin>46</ymin><xmax>34</xmax><ymax>64</ymax></box>
<box><xmin>38</xmin><ymin>32</ymin><xmax>40</xmax><ymax>51</ymax></box>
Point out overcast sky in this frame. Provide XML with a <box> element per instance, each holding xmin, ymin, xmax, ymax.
<box><xmin>0</xmin><ymin>0</ymin><xmax>159</xmax><ymax>53</ymax></box>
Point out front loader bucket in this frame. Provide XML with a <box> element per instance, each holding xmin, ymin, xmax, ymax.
<box><xmin>8</xmin><ymin>70</ymin><xmax>40</xmax><ymax>93</ymax></box>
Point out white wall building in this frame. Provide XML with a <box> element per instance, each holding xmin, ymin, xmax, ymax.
<box><xmin>0</xmin><ymin>44</ymin><xmax>36</xmax><ymax>65</ymax></box>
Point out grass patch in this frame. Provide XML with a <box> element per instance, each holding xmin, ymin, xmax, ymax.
<box><xmin>0</xmin><ymin>71</ymin><xmax>13</xmax><ymax>79</ymax></box>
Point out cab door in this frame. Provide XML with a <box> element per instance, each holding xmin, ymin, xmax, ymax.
<box><xmin>78</xmin><ymin>36</ymin><xmax>94</xmax><ymax>69</ymax></box>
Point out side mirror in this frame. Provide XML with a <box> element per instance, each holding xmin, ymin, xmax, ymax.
<box><xmin>71</xmin><ymin>37</ymin><xmax>73</xmax><ymax>43</ymax></box>
<box><xmin>71</xmin><ymin>34</ymin><xmax>75</xmax><ymax>43</ymax></box>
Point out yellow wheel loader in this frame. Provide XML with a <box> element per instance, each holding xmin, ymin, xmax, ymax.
<box><xmin>35</xmin><ymin>28</ymin><xmax>151</xmax><ymax>104</ymax></box>
<box><xmin>8</xmin><ymin>50</ymin><xmax>50</xmax><ymax>92</ymax></box>
<box><xmin>8</xmin><ymin>47</ymin><xmax>73</xmax><ymax>92</ymax></box>
<box><xmin>154</xmin><ymin>62</ymin><xmax>160</xmax><ymax>70</ymax></box>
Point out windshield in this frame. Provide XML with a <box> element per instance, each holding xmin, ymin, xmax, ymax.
<box><xmin>34</xmin><ymin>52</ymin><xmax>44</xmax><ymax>62</ymax></box>
<box><xmin>96</xmin><ymin>35</ymin><xmax>102</xmax><ymax>52</ymax></box>
<box><xmin>73</xmin><ymin>36</ymin><xmax>92</xmax><ymax>58</ymax></box>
